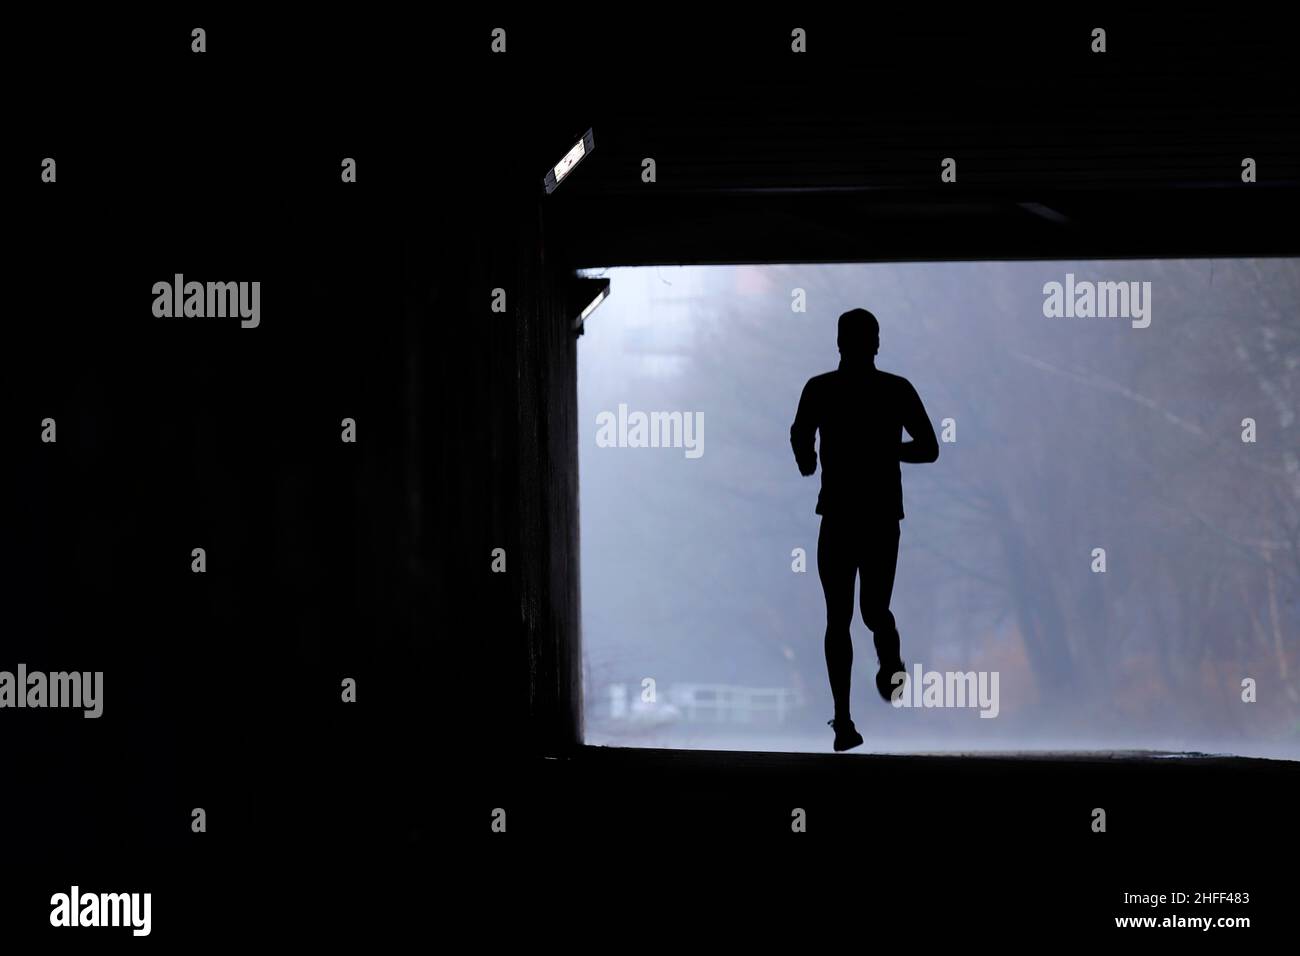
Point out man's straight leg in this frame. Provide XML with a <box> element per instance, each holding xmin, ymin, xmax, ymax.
<box><xmin>817</xmin><ymin>516</ymin><xmax>857</xmax><ymax>722</ymax></box>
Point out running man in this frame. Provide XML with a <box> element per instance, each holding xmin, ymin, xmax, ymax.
<box><xmin>790</xmin><ymin>308</ymin><xmax>939</xmax><ymax>751</ymax></box>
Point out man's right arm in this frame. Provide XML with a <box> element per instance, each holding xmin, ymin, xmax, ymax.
<box><xmin>790</xmin><ymin>380</ymin><xmax>818</xmax><ymax>476</ymax></box>
<box><xmin>898</xmin><ymin>379</ymin><xmax>939</xmax><ymax>464</ymax></box>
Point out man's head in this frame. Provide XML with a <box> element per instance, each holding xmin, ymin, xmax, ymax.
<box><xmin>838</xmin><ymin>308</ymin><xmax>880</xmax><ymax>358</ymax></box>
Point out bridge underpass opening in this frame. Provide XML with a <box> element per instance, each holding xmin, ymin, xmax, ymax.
<box><xmin>576</xmin><ymin>260</ymin><xmax>1300</xmax><ymax>758</ymax></box>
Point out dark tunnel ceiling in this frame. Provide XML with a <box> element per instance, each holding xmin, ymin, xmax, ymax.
<box><xmin>502</xmin><ymin>20</ymin><xmax>1300</xmax><ymax>266</ymax></box>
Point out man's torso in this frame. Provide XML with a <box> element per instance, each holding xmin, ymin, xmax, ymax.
<box><xmin>808</xmin><ymin>367</ymin><xmax>910</xmax><ymax>519</ymax></box>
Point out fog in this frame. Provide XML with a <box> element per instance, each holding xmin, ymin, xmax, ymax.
<box><xmin>578</xmin><ymin>261</ymin><xmax>1300</xmax><ymax>758</ymax></box>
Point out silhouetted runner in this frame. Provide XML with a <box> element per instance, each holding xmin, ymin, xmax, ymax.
<box><xmin>790</xmin><ymin>309</ymin><xmax>939</xmax><ymax>751</ymax></box>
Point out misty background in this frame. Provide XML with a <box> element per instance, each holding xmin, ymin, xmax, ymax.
<box><xmin>577</xmin><ymin>261</ymin><xmax>1300</xmax><ymax>758</ymax></box>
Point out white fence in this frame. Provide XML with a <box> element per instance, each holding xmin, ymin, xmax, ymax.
<box><xmin>607</xmin><ymin>682</ymin><xmax>803</xmax><ymax>726</ymax></box>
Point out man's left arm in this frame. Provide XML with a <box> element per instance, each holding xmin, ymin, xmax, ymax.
<box><xmin>790</xmin><ymin>380</ymin><xmax>819</xmax><ymax>476</ymax></box>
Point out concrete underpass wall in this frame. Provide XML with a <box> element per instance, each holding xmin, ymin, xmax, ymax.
<box><xmin>427</xmin><ymin>183</ymin><xmax>583</xmax><ymax>764</ymax></box>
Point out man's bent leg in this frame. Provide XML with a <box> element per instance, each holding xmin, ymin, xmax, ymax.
<box><xmin>817</xmin><ymin>517</ymin><xmax>857</xmax><ymax>721</ymax></box>
<box><xmin>859</xmin><ymin>520</ymin><xmax>903</xmax><ymax>700</ymax></box>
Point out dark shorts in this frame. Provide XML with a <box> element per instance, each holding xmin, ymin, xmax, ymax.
<box><xmin>816</xmin><ymin>515</ymin><xmax>900</xmax><ymax>634</ymax></box>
